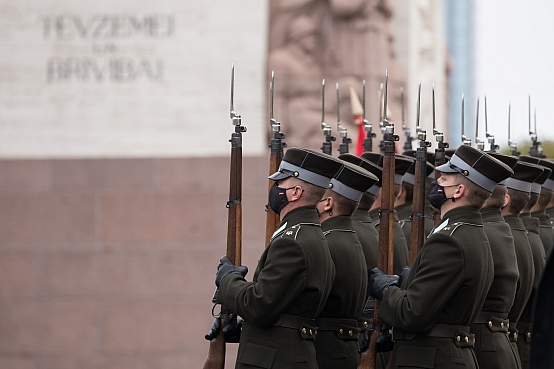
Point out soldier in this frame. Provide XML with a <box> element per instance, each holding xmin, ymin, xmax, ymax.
<box><xmin>368</xmin><ymin>144</ymin><xmax>513</xmax><ymax>369</ymax></box>
<box><xmin>213</xmin><ymin>147</ymin><xmax>343</xmax><ymax>369</ymax></box>
<box><xmin>314</xmin><ymin>160</ymin><xmax>378</xmax><ymax>369</ymax></box>
<box><xmin>471</xmin><ymin>152</ymin><xmax>520</xmax><ymax>369</ymax></box>
<box><xmin>518</xmin><ymin>156</ymin><xmax>554</xmax><ymax>252</ymax></box>
<box><xmin>395</xmin><ymin>160</ymin><xmax>435</xmax><ymax>240</ymax></box>
<box><xmin>512</xmin><ymin>162</ymin><xmax>550</xmax><ymax>369</ymax></box>
<box><xmin>362</xmin><ymin>152</ymin><xmax>411</xmax><ymax>275</ymax></box>
<box><xmin>502</xmin><ymin>161</ymin><xmax>543</xmax><ymax>368</ymax></box>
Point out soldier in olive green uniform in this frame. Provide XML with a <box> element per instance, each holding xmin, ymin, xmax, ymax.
<box><xmin>315</xmin><ymin>161</ymin><xmax>378</xmax><ymax>369</ymax></box>
<box><xmin>516</xmin><ymin>164</ymin><xmax>550</xmax><ymax>369</ymax></box>
<box><xmin>215</xmin><ymin>148</ymin><xmax>343</xmax><ymax>369</ymax></box>
<box><xmin>472</xmin><ymin>152</ymin><xmax>520</xmax><ymax>369</ymax></box>
<box><xmin>368</xmin><ymin>145</ymin><xmax>513</xmax><ymax>369</ymax></box>
<box><xmin>502</xmin><ymin>161</ymin><xmax>542</xmax><ymax>367</ymax></box>
<box><xmin>362</xmin><ymin>152</ymin><xmax>411</xmax><ymax>275</ymax></box>
<box><xmin>519</xmin><ymin>156</ymin><xmax>554</xmax><ymax>253</ymax></box>
<box><xmin>396</xmin><ymin>160</ymin><xmax>435</xmax><ymax>240</ymax></box>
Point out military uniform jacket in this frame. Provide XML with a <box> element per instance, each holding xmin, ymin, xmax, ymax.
<box><xmin>504</xmin><ymin>214</ymin><xmax>535</xmax><ymax>369</ymax></box>
<box><xmin>218</xmin><ymin>206</ymin><xmax>335</xmax><ymax>369</ymax></box>
<box><xmin>545</xmin><ymin>207</ymin><xmax>554</xmax><ymax>227</ymax></box>
<box><xmin>315</xmin><ymin>215</ymin><xmax>367</xmax><ymax>369</ymax></box>
<box><xmin>396</xmin><ymin>202</ymin><xmax>435</xmax><ymax>243</ymax></box>
<box><xmin>369</xmin><ymin>208</ymin><xmax>409</xmax><ymax>275</ymax></box>
<box><xmin>518</xmin><ymin>214</ymin><xmax>547</xmax><ymax>369</ymax></box>
<box><xmin>472</xmin><ymin>207</ymin><xmax>520</xmax><ymax>369</ymax></box>
<box><xmin>530</xmin><ymin>211</ymin><xmax>553</xmax><ymax>255</ymax></box>
<box><xmin>351</xmin><ymin>209</ymin><xmax>379</xmax><ymax>282</ymax></box>
<box><xmin>379</xmin><ymin>206</ymin><xmax>494</xmax><ymax>369</ymax></box>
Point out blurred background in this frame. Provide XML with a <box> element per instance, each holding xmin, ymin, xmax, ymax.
<box><xmin>0</xmin><ymin>1</ymin><xmax>553</xmax><ymax>368</ymax></box>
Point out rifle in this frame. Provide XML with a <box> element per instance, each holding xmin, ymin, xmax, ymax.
<box><xmin>358</xmin><ymin>70</ymin><xmax>399</xmax><ymax>369</ymax></box>
<box><xmin>336</xmin><ymin>82</ymin><xmax>351</xmax><ymax>154</ymax></box>
<box><xmin>432</xmin><ymin>84</ymin><xmax>449</xmax><ymax>225</ymax></box>
<box><xmin>508</xmin><ymin>103</ymin><xmax>520</xmax><ymax>156</ymax></box>
<box><xmin>203</xmin><ymin>64</ymin><xmax>246</xmax><ymax>369</ymax></box>
<box><xmin>362</xmin><ymin>80</ymin><xmax>376</xmax><ymax>153</ymax></box>
<box><xmin>484</xmin><ymin>96</ymin><xmax>499</xmax><ymax>152</ymax></box>
<box><xmin>528</xmin><ymin>96</ymin><xmax>546</xmax><ymax>158</ymax></box>
<box><xmin>401</xmin><ymin>87</ymin><xmax>415</xmax><ymax>151</ymax></box>
<box><xmin>378</xmin><ymin>83</ymin><xmax>386</xmax><ymax>153</ymax></box>
<box><xmin>321</xmin><ymin>79</ymin><xmax>336</xmax><ymax>155</ymax></box>
<box><xmin>475</xmin><ymin>98</ymin><xmax>485</xmax><ymax>151</ymax></box>
<box><xmin>265</xmin><ymin>71</ymin><xmax>286</xmax><ymax>247</ymax></box>
<box><xmin>461</xmin><ymin>93</ymin><xmax>472</xmax><ymax>146</ymax></box>
<box><xmin>409</xmin><ymin>82</ymin><xmax>431</xmax><ymax>265</ymax></box>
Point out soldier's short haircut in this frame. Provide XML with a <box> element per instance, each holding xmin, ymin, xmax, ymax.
<box><xmin>536</xmin><ymin>188</ymin><xmax>554</xmax><ymax>210</ymax></box>
<box><xmin>402</xmin><ymin>182</ymin><xmax>414</xmax><ymax>203</ymax></box>
<box><xmin>293</xmin><ymin>178</ymin><xmax>326</xmax><ymax>206</ymax></box>
<box><xmin>394</xmin><ymin>184</ymin><xmax>401</xmax><ymax>200</ymax></box>
<box><xmin>359</xmin><ymin>192</ymin><xmax>375</xmax><ymax>211</ymax></box>
<box><xmin>483</xmin><ymin>184</ymin><xmax>508</xmax><ymax>209</ymax></box>
<box><xmin>507</xmin><ymin>188</ymin><xmax>530</xmax><ymax>214</ymax></box>
<box><xmin>523</xmin><ymin>192</ymin><xmax>540</xmax><ymax>212</ymax></box>
<box><xmin>454</xmin><ymin>173</ymin><xmax>491</xmax><ymax>208</ymax></box>
<box><xmin>323</xmin><ymin>189</ymin><xmax>358</xmax><ymax>216</ymax></box>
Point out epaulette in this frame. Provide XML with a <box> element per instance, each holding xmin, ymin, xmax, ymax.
<box><xmin>323</xmin><ymin>229</ymin><xmax>356</xmax><ymax>236</ymax></box>
<box><xmin>279</xmin><ymin>222</ymin><xmax>320</xmax><ymax>241</ymax></box>
<box><xmin>437</xmin><ymin>221</ymin><xmax>483</xmax><ymax>236</ymax></box>
<box><xmin>539</xmin><ymin>224</ymin><xmax>553</xmax><ymax>229</ymax></box>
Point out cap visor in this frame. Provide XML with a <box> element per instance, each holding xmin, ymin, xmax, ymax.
<box><xmin>435</xmin><ymin>162</ymin><xmax>457</xmax><ymax>173</ymax></box>
<box><xmin>268</xmin><ymin>171</ymin><xmax>293</xmax><ymax>181</ymax></box>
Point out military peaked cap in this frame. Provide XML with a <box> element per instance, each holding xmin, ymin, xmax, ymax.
<box><xmin>338</xmin><ymin>153</ymin><xmax>383</xmax><ymax>195</ymax></box>
<box><xmin>402</xmin><ymin>150</ymin><xmax>436</xmax><ymax>164</ymax></box>
<box><xmin>329</xmin><ymin>161</ymin><xmax>378</xmax><ymax>202</ymax></box>
<box><xmin>518</xmin><ymin>156</ymin><xmax>554</xmax><ymax>193</ymax></box>
<box><xmin>394</xmin><ymin>155</ymin><xmax>415</xmax><ymax>186</ymax></box>
<box><xmin>269</xmin><ymin>147</ymin><xmax>343</xmax><ymax>188</ymax></box>
<box><xmin>488</xmin><ymin>153</ymin><xmax>519</xmax><ymax>186</ymax></box>
<box><xmin>402</xmin><ymin>160</ymin><xmax>435</xmax><ymax>186</ymax></box>
<box><xmin>361</xmin><ymin>152</ymin><xmax>383</xmax><ymax>167</ymax></box>
<box><xmin>435</xmin><ymin>145</ymin><xmax>514</xmax><ymax>192</ymax></box>
<box><xmin>506</xmin><ymin>162</ymin><xmax>544</xmax><ymax>193</ymax></box>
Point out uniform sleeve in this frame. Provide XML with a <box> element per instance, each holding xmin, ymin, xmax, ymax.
<box><xmin>378</xmin><ymin>233</ymin><xmax>465</xmax><ymax>332</ymax></box>
<box><xmin>218</xmin><ymin>236</ymin><xmax>307</xmax><ymax>327</ymax></box>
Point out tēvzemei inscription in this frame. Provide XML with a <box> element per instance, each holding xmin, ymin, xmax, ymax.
<box><xmin>39</xmin><ymin>14</ymin><xmax>174</xmax><ymax>82</ymax></box>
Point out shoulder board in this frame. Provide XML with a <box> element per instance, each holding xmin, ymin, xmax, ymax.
<box><xmin>436</xmin><ymin>221</ymin><xmax>483</xmax><ymax>236</ymax></box>
<box><xmin>539</xmin><ymin>224</ymin><xmax>553</xmax><ymax>229</ymax></box>
<box><xmin>509</xmin><ymin>227</ymin><xmax>528</xmax><ymax>233</ymax></box>
<box><xmin>323</xmin><ymin>229</ymin><xmax>356</xmax><ymax>236</ymax></box>
<box><xmin>279</xmin><ymin>222</ymin><xmax>320</xmax><ymax>241</ymax></box>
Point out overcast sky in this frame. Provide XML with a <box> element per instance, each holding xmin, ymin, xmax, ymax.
<box><xmin>474</xmin><ymin>0</ymin><xmax>554</xmax><ymax>150</ymax></box>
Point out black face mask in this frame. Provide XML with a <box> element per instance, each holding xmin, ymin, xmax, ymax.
<box><xmin>428</xmin><ymin>180</ymin><xmax>458</xmax><ymax>209</ymax></box>
<box><xmin>268</xmin><ymin>183</ymin><xmax>293</xmax><ymax>215</ymax></box>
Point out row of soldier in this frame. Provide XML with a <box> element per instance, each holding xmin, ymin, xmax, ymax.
<box><xmin>204</xmin><ymin>69</ymin><xmax>554</xmax><ymax>369</ymax></box>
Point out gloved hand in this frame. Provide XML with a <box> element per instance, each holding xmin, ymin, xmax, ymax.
<box><xmin>359</xmin><ymin>325</ymin><xmax>394</xmax><ymax>353</ymax></box>
<box><xmin>368</xmin><ymin>268</ymin><xmax>399</xmax><ymax>300</ymax></box>
<box><xmin>362</xmin><ymin>295</ymin><xmax>375</xmax><ymax>317</ymax></box>
<box><xmin>399</xmin><ymin>266</ymin><xmax>411</xmax><ymax>288</ymax></box>
<box><xmin>215</xmin><ymin>256</ymin><xmax>248</xmax><ymax>287</ymax></box>
<box><xmin>204</xmin><ymin>312</ymin><xmax>243</xmax><ymax>343</ymax></box>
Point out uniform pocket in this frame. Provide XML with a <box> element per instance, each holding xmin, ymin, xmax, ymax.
<box><xmin>395</xmin><ymin>345</ymin><xmax>437</xmax><ymax>368</ymax></box>
<box><xmin>236</xmin><ymin>342</ymin><xmax>277</xmax><ymax>368</ymax></box>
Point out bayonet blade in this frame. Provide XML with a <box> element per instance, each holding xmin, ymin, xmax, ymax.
<box><xmin>230</xmin><ymin>63</ymin><xmax>235</xmax><ymax>119</ymax></box>
<box><xmin>383</xmin><ymin>70</ymin><xmax>388</xmax><ymax>122</ymax></box>
<box><xmin>362</xmin><ymin>80</ymin><xmax>366</xmax><ymax>121</ymax></box>
<box><xmin>432</xmin><ymin>83</ymin><xmax>436</xmax><ymax>132</ymax></box>
<box><xmin>336</xmin><ymin>82</ymin><xmax>340</xmax><ymax>127</ymax></box>
<box><xmin>270</xmin><ymin>71</ymin><xmax>274</xmax><ymax>122</ymax></box>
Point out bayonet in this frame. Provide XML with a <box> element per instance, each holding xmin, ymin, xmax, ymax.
<box><xmin>484</xmin><ymin>96</ymin><xmax>498</xmax><ymax>152</ymax></box>
<box><xmin>461</xmin><ymin>93</ymin><xmax>471</xmax><ymax>146</ymax></box>
<box><xmin>432</xmin><ymin>83</ymin><xmax>448</xmax><ymax>224</ymax></box>
<box><xmin>508</xmin><ymin>103</ymin><xmax>520</xmax><ymax>156</ymax></box>
<box><xmin>321</xmin><ymin>79</ymin><xmax>336</xmax><ymax>155</ymax></box>
<box><xmin>402</xmin><ymin>87</ymin><xmax>414</xmax><ymax>151</ymax></box>
<box><xmin>529</xmin><ymin>95</ymin><xmax>541</xmax><ymax>157</ymax></box>
<box><xmin>337</xmin><ymin>83</ymin><xmax>351</xmax><ymax>154</ymax></box>
<box><xmin>475</xmin><ymin>98</ymin><xmax>485</xmax><ymax>150</ymax></box>
<box><xmin>362</xmin><ymin>80</ymin><xmax>376</xmax><ymax>152</ymax></box>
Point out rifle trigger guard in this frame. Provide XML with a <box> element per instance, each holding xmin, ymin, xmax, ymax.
<box><xmin>212</xmin><ymin>303</ymin><xmax>220</xmax><ymax>318</ymax></box>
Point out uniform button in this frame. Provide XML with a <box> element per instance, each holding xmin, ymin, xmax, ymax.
<box><xmin>488</xmin><ymin>321</ymin><xmax>493</xmax><ymax>328</ymax></box>
<box><xmin>507</xmin><ymin>322</ymin><xmax>510</xmax><ymax>328</ymax></box>
<box><xmin>514</xmin><ymin>332</ymin><xmax>518</xmax><ymax>339</ymax></box>
<box><xmin>349</xmin><ymin>330</ymin><xmax>353</xmax><ymax>337</ymax></box>
<box><xmin>363</xmin><ymin>321</ymin><xmax>369</xmax><ymax>328</ymax></box>
<box><xmin>456</xmin><ymin>336</ymin><xmax>461</xmax><ymax>342</ymax></box>
<box><xmin>501</xmin><ymin>322</ymin><xmax>505</xmax><ymax>329</ymax></box>
<box><xmin>315</xmin><ymin>330</ymin><xmax>318</xmax><ymax>336</ymax></box>
<box><xmin>339</xmin><ymin>329</ymin><xmax>344</xmax><ymax>335</ymax></box>
<box><xmin>309</xmin><ymin>329</ymin><xmax>313</xmax><ymax>336</ymax></box>
<box><xmin>527</xmin><ymin>332</ymin><xmax>531</xmax><ymax>339</ymax></box>
<box><xmin>465</xmin><ymin>336</ymin><xmax>469</xmax><ymax>343</ymax></box>
<box><xmin>302</xmin><ymin>328</ymin><xmax>307</xmax><ymax>334</ymax></box>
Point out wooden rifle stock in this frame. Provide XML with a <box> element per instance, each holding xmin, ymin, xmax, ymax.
<box><xmin>409</xmin><ymin>148</ymin><xmax>427</xmax><ymax>265</ymax></box>
<box><xmin>265</xmin><ymin>146</ymin><xmax>283</xmax><ymax>246</ymax></box>
<box><xmin>204</xmin><ymin>66</ymin><xmax>245</xmax><ymax>369</ymax></box>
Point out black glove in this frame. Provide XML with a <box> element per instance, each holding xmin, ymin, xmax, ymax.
<box><xmin>362</xmin><ymin>295</ymin><xmax>375</xmax><ymax>316</ymax></box>
<box><xmin>359</xmin><ymin>325</ymin><xmax>394</xmax><ymax>353</ymax></box>
<box><xmin>204</xmin><ymin>313</ymin><xmax>243</xmax><ymax>342</ymax></box>
<box><xmin>215</xmin><ymin>256</ymin><xmax>248</xmax><ymax>287</ymax></box>
<box><xmin>399</xmin><ymin>266</ymin><xmax>411</xmax><ymax>288</ymax></box>
<box><xmin>368</xmin><ymin>268</ymin><xmax>399</xmax><ymax>300</ymax></box>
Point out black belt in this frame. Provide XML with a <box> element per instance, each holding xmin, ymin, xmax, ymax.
<box><xmin>473</xmin><ymin>311</ymin><xmax>510</xmax><ymax>333</ymax></box>
<box><xmin>316</xmin><ymin>318</ymin><xmax>360</xmax><ymax>340</ymax></box>
<box><xmin>393</xmin><ymin>324</ymin><xmax>474</xmax><ymax>348</ymax></box>
<box><xmin>272</xmin><ymin>314</ymin><xmax>317</xmax><ymax>341</ymax></box>
<box><xmin>508</xmin><ymin>322</ymin><xmax>519</xmax><ymax>342</ymax></box>
<box><xmin>517</xmin><ymin>321</ymin><xmax>532</xmax><ymax>344</ymax></box>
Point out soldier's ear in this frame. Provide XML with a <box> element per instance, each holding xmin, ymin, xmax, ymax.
<box><xmin>323</xmin><ymin>196</ymin><xmax>334</xmax><ymax>212</ymax></box>
<box><xmin>503</xmin><ymin>193</ymin><xmax>511</xmax><ymax>208</ymax></box>
<box><xmin>453</xmin><ymin>184</ymin><xmax>465</xmax><ymax>199</ymax></box>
